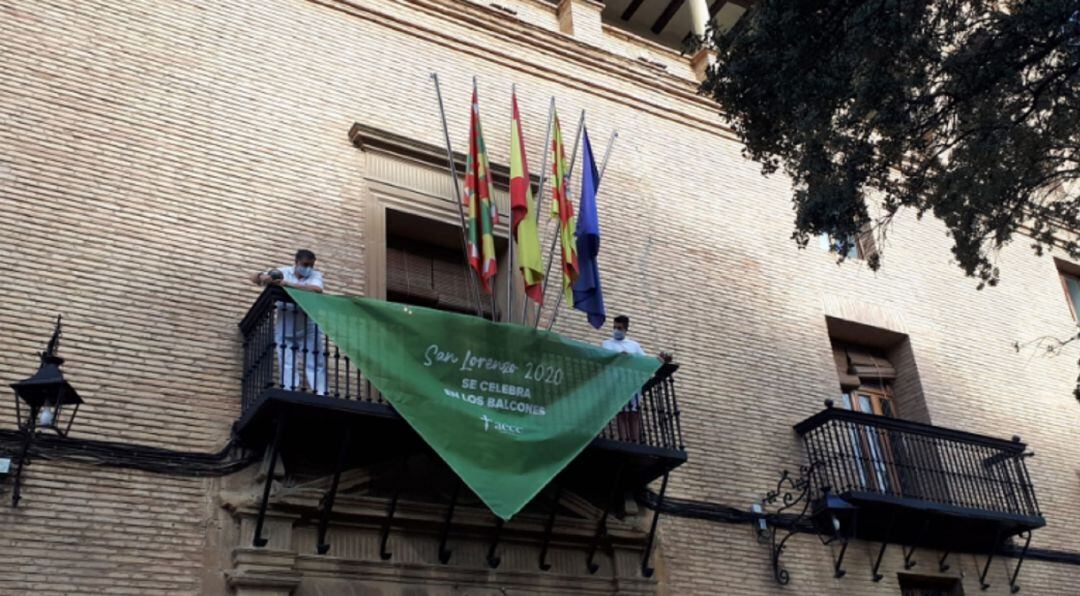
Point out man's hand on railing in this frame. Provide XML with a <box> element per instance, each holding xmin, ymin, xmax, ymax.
<box><xmin>252</xmin><ymin>270</ymin><xmax>284</xmax><ymax>286</ymax></box>
<box><xmin>658</xmin><ymin>351</ymin><xmax>674</xmax><ymax>364</ymax></box>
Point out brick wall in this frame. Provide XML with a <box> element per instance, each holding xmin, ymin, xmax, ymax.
<box><xmin>0</xmin><ymin>0</ymin><xmax>1077</xmax><ymax>594</ymax></box>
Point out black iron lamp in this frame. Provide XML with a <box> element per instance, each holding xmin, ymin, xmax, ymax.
<box><xmin>815</xmin><ymin>489</ymin><xmax>857</xmax><ymax>537</ymax></box>
<box><xmin>9</xmin><ymin>316</ymin><xmax>83</xmax><ymax>506</ymax></box>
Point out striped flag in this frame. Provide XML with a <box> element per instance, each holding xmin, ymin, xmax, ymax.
<box><xmin>549</xmin><ymin>109</ymin><xmax>579</xmax><ymax>304</ymax></box>
<box><xmin>509</xmin><ymin>90</ymin><xmax>544</xmax><ymax>304</ymax></box>
<box><xmin>464</xmin><ymin>86</ymin><xmax>499</xmax><ymax>294</ymax></box>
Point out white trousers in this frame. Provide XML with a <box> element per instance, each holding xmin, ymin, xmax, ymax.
<box><xmin>275</xmin><ymin>304</ymin><xmax>327</xmax><ymax>394</ymax></box>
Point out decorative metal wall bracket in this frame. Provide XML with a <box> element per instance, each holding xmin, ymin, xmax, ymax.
<box><xmin>586</xmin><ymin>461</ymin><xmax>625</xmax><ymax>575</ymax></box>
<box><xmin>378</xmin><ymin>456</ymin><xmax>405</xmax><ymax>561</ymax></box>
<box><xmin>486</xmin><ymin>518</ymin><xmax>504</xmax><ymax>568</ymax></box>
<box><xmin>537</xmin><ymin>483</ymin><xmax>562</xmax><ymax>571</ymax></box>
<box><xmin>1008</xmin><ymin>530</ymin><xmax>1032</xmax><ymax>593</ymax></box>
<box><xmin>640</xmin><ymin>471</ymin><xmax>670</xmax><ymax>578</ymax></box>
<box><xmin>760</xmin><ymin>462</ymin><xmax>822</xmax><ymax>585</ymax></box>
<box><xmin>315</xmin><ymin>426</ymin><xmax>352</xmax><ymax>555</ymax></box>
<box><xmin>437</xmin><ymin>481</ymin><xmax>460</xmax><ymax>564</ymax></box>
<box><xmin>978</xmin><ymin>528</ymin><xmax>1004</xmax><ymax>590</ymax></box>
<box><xmin>831</xmin><ymin>537</ymin><xmax>849</xmax><ymax>578</ymax></box>
<box><xmin>939</xmin><ymin>551</ymin><xmax>951</xmax><ymax>572</ymax></box>
<box><xmin>252</xmin><ymin>418</ymin><xmax>285</xmax><ymax>547</ymax></box>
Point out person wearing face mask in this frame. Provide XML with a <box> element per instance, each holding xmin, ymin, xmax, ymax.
<box><xmin>251</xmin><ymin>249</ymin><xmax>325</xmax><ymax>293</ymax></box>
<box><xmin>601</xmin><ymin>315</ymin><xmax>646</xmax><ymax>442</ymax></box>
<box><xmin>251</xmin><ymin>249</ymin><xmax>326</xmax><ymax>394</ymax></box>
<box><xmin>602</xmin><ymin>315</ymin><xmax>643</xmax><ymax>356</ymax></box>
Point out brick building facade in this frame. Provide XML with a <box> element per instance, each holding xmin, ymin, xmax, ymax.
<box><xmin>0</xmin><ymin>0</ymin><xmax>1077</xmax><ymax>594</ymax></box>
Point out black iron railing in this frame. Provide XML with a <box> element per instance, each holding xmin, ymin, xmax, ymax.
<box><xmin>239</xmin><ymin>286</ymin><xmax>382</xmax><ymax>412</ymax></box>
<box><xmin>239</xmin><ymin>287</ymin><xmax>685</xmax><ymax>452</ymax></box>
<box><xmin>795</xmin><ymin>406</ymin><xmax>1040</xmax><ymax>519</ymax></box>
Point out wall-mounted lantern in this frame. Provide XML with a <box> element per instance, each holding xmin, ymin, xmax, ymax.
<box><xmin>9</xmin><ymin>316</ymin><xmax>83</xmax><ymax>506</ymax></box>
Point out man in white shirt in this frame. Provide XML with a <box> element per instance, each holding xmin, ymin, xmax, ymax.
<box><xmin>601</xmin><ymin>315</ymin><xmax>647</xmax><ymax>442</ymax></box>
<box><xmin>252</xmin><ymin>249</ymin><xmax>326</xmax><ymax>394</ymax></box>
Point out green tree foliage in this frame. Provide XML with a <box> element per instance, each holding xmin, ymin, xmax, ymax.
<box><xmin>698</xmin><ymin>1</ymin><xmax>1080</xmax><ymax>287</ymax></box>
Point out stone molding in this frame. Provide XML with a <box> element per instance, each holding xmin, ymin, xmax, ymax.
<box><xmin>311</xmin><ymin>0</ymin><xmax>737</xmax><ymax>139</ymax></box>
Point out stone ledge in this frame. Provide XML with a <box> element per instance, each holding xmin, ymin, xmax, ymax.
<box><xmin>225</xmin><ymin>569</ymin><xmax>303</xmax><ymax>595</ymax></box>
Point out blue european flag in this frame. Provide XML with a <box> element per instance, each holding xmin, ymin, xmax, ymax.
<box><xmin>572</xmin><ymin>126</ymin><xmax>606</xmax><ymax>329</ymax></box>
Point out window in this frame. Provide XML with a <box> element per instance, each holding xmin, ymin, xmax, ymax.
<box><xmin>832</xmin><ymin>342</ymin><xmax>896</xmax><ymax>413</ymax></box>
<box><xmin>385</xmin><ymin>210</ymin><xmax>502</xmax><ymax>318</ymax></box>
<box><xmin>825</xmin><ymin>319</ymin><xmax>940</xmax><ymax>500</ymax></box>
<box><xmin>819</xmin><ymin>227</ymin><xmax>878</xmax><ymax>262</ymax></box>
<box><xmin>898</xmin><ymin>573</ymin><xmax>964</xmax><ymax>596</ymax></box>
<box><xmin>832</xmin><ymin>342</ymin><xmax>900</xmax><ymax>493</ymax></box>
<box><xmin>1057</xmin><ymin>260</ymin><xmax>1080</xmax><ymax>320</ymax></box>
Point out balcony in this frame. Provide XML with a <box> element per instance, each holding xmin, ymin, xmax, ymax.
<box><xmin>794</xmin><ymin>404</ymin><xmax>1044</xmax><ymax>553</ymax></box>
<box><xmin>234</xmin><ymin>286</ymin><xmax>686</xmax><ymax>513</ymax></box>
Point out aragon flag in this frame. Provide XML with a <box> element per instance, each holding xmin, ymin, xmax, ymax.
<box><xmin>464</xmin><ymin>86</ymin><xmax>499</xmax><ymax>294</ymax></box>
<box><xmin>549</xmin><ymin>108</ymin><xmax>579</xmax><ymax>305</ymax></box>
<box><xmin>509</xmin><ymin>90</ymin><xmax>544</xmax><ymax>304</ymax></box>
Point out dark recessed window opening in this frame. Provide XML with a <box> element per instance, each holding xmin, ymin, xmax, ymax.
<box><xmin>385</xmin><ymin>210</ymin><xmax>504</xmax><ymax>318</ymax></box>
<box><xmin>898</xmin><ymin>573</ymin><xmax>964</xmax><ymax>596</ymax></box>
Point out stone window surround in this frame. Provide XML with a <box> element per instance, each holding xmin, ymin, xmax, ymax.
<box><xmin>348</xmin><ymin>122</ymin><xmax>541</xmax><ymax>320</ymax></box>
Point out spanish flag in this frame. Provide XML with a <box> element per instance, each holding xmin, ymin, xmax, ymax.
<box><xmin>509</xmin><ymin>90</ymin><xmax>544</xmax><ymax>304</ymax></box>
<box><xmin>464</xmin><ymin>86</ymin><xmax>498</xmax><ymax>294</ymax></box>
<box><xmin>549</xmin><ymin>108</ymin><xmax>579</xmax><ymax>304</ymax></box>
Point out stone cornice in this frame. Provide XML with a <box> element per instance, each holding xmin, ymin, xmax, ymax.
<box><xmin>348</xmin><ymin>122</ymin><xmax>540</xmax><ymax>188</ymax></box>
<box><xmin>310</xmin><ymin>0</ymin><xmax>737</xmax><ymax>140</ymax></box>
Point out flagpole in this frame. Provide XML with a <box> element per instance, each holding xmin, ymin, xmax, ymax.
<box><xmin>532</xmin><ymin>110</ymin><xmax>586</xmax><ymax>328</ymax></box>
<box><xmin>507</xmin><ymin>83</ymin><xmax>516</xmax><ymax>325</ymax></box>
<box><xmin>473</xmin><ymin>76</ymin><xmax>500</xmax><ymax>322</ymax></box>
<box><xmin>521</xmin><ymin>96</ymin><xmax>556</xmax><ymax>325</ymax></box>
<box><xmin>546</xmin><ymin>130</ymin><xmax>618</xmax><ymax>332</ymax></box>
<box><xmin>431</xmin><ymin>72</ymin><xmax>484</xmax><ymax>317</ymax></box>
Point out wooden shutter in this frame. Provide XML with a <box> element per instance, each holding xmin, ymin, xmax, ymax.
<box><xmin>856</xmin><ymin>227</ymin><xmax>878</xmax><ymax>262</ymax></box>
<box><xmin>432</xmin><ymin>256</ymin><xmax>474</xmax><ymax>312</ymax></box>
<box><xmin>386</xmin><ymin>246</ymin><xmax>438</xmax><ymax>305</ymax></box>
<box><xmin>387</xmin><ymin>238</ymin><xmax>484</xmax><ymax>315</ymax></box>
<box><xmin>832</xmin><ymin>346</ymin><xmax>862</xmax><ymax>389</ymax></box>
<box><xmin>846</xmin><ymin>348</ymin><xmax>896</xmax><ymax>382</ymax></box>
<box><xmin>832</xmin><ymin>343</ymin><xmax>896</xmax><ymax>387</ymax></box>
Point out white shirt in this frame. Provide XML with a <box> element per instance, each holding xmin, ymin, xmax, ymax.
<box><xmin>602</xmin><ymin>337</ymin><xmax>645</xmax><ymax>356</ymax></box>
<box><xmin>277</xmin><ymin>265</ymin><xmax>324</xmax><ymax>290</ymax></box>
<box><xmin>603</xmin><ymin>336</ymin><xmax>645</xmax><ymax>411</ymax></box>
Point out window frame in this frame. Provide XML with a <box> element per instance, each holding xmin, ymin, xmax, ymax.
<box><xmin>818</xmin><ymin>226</ymin><xmax>878</xmax><ymax>262</ymax></box>
<box><xmin>1059</xmin><ymin>271</ymin><xmax>1080</xmax><ymax>321</ymax></box>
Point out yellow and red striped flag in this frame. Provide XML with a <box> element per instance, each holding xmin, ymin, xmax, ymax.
<box><xmin>464</xmin><ymin>86</ymin><xmax>498</xmax><ymax>294</ymax></box>
<box><xmin>509</xmin><ymin>90</ymin><xmax>544</xmax><ymax>304</ymax></box>
<box><xmin>549</xmin><ymin>109</ymin><xmax>578</xmax><ymax>303</ymax></box>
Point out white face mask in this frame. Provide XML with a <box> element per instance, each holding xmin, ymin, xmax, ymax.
<box><xmin>296</xmin><ymin>265</ymin><xmax>313</xmax><ymax>278</ymax></box>
<box><xmin>612</xmin><ymin>329</ymin><xmax>626</xmax><ymax>341</ymax></box>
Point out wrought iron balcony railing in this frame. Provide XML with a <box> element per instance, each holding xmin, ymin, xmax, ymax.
<box><xmin>795</xmin><ymin>404</ymin><xmax>1042</xmax><ymax>523</ymax></box>
<box><xmin>238</xmin><ymin>286</ymin><xmax>685</xmax><ymax>453</ymax></box>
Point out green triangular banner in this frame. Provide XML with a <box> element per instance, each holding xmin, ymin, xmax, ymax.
<box><xmin>285</xmin><ymin>289</ymin><xmax>660</xmax><ymax>520</ymax></box>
